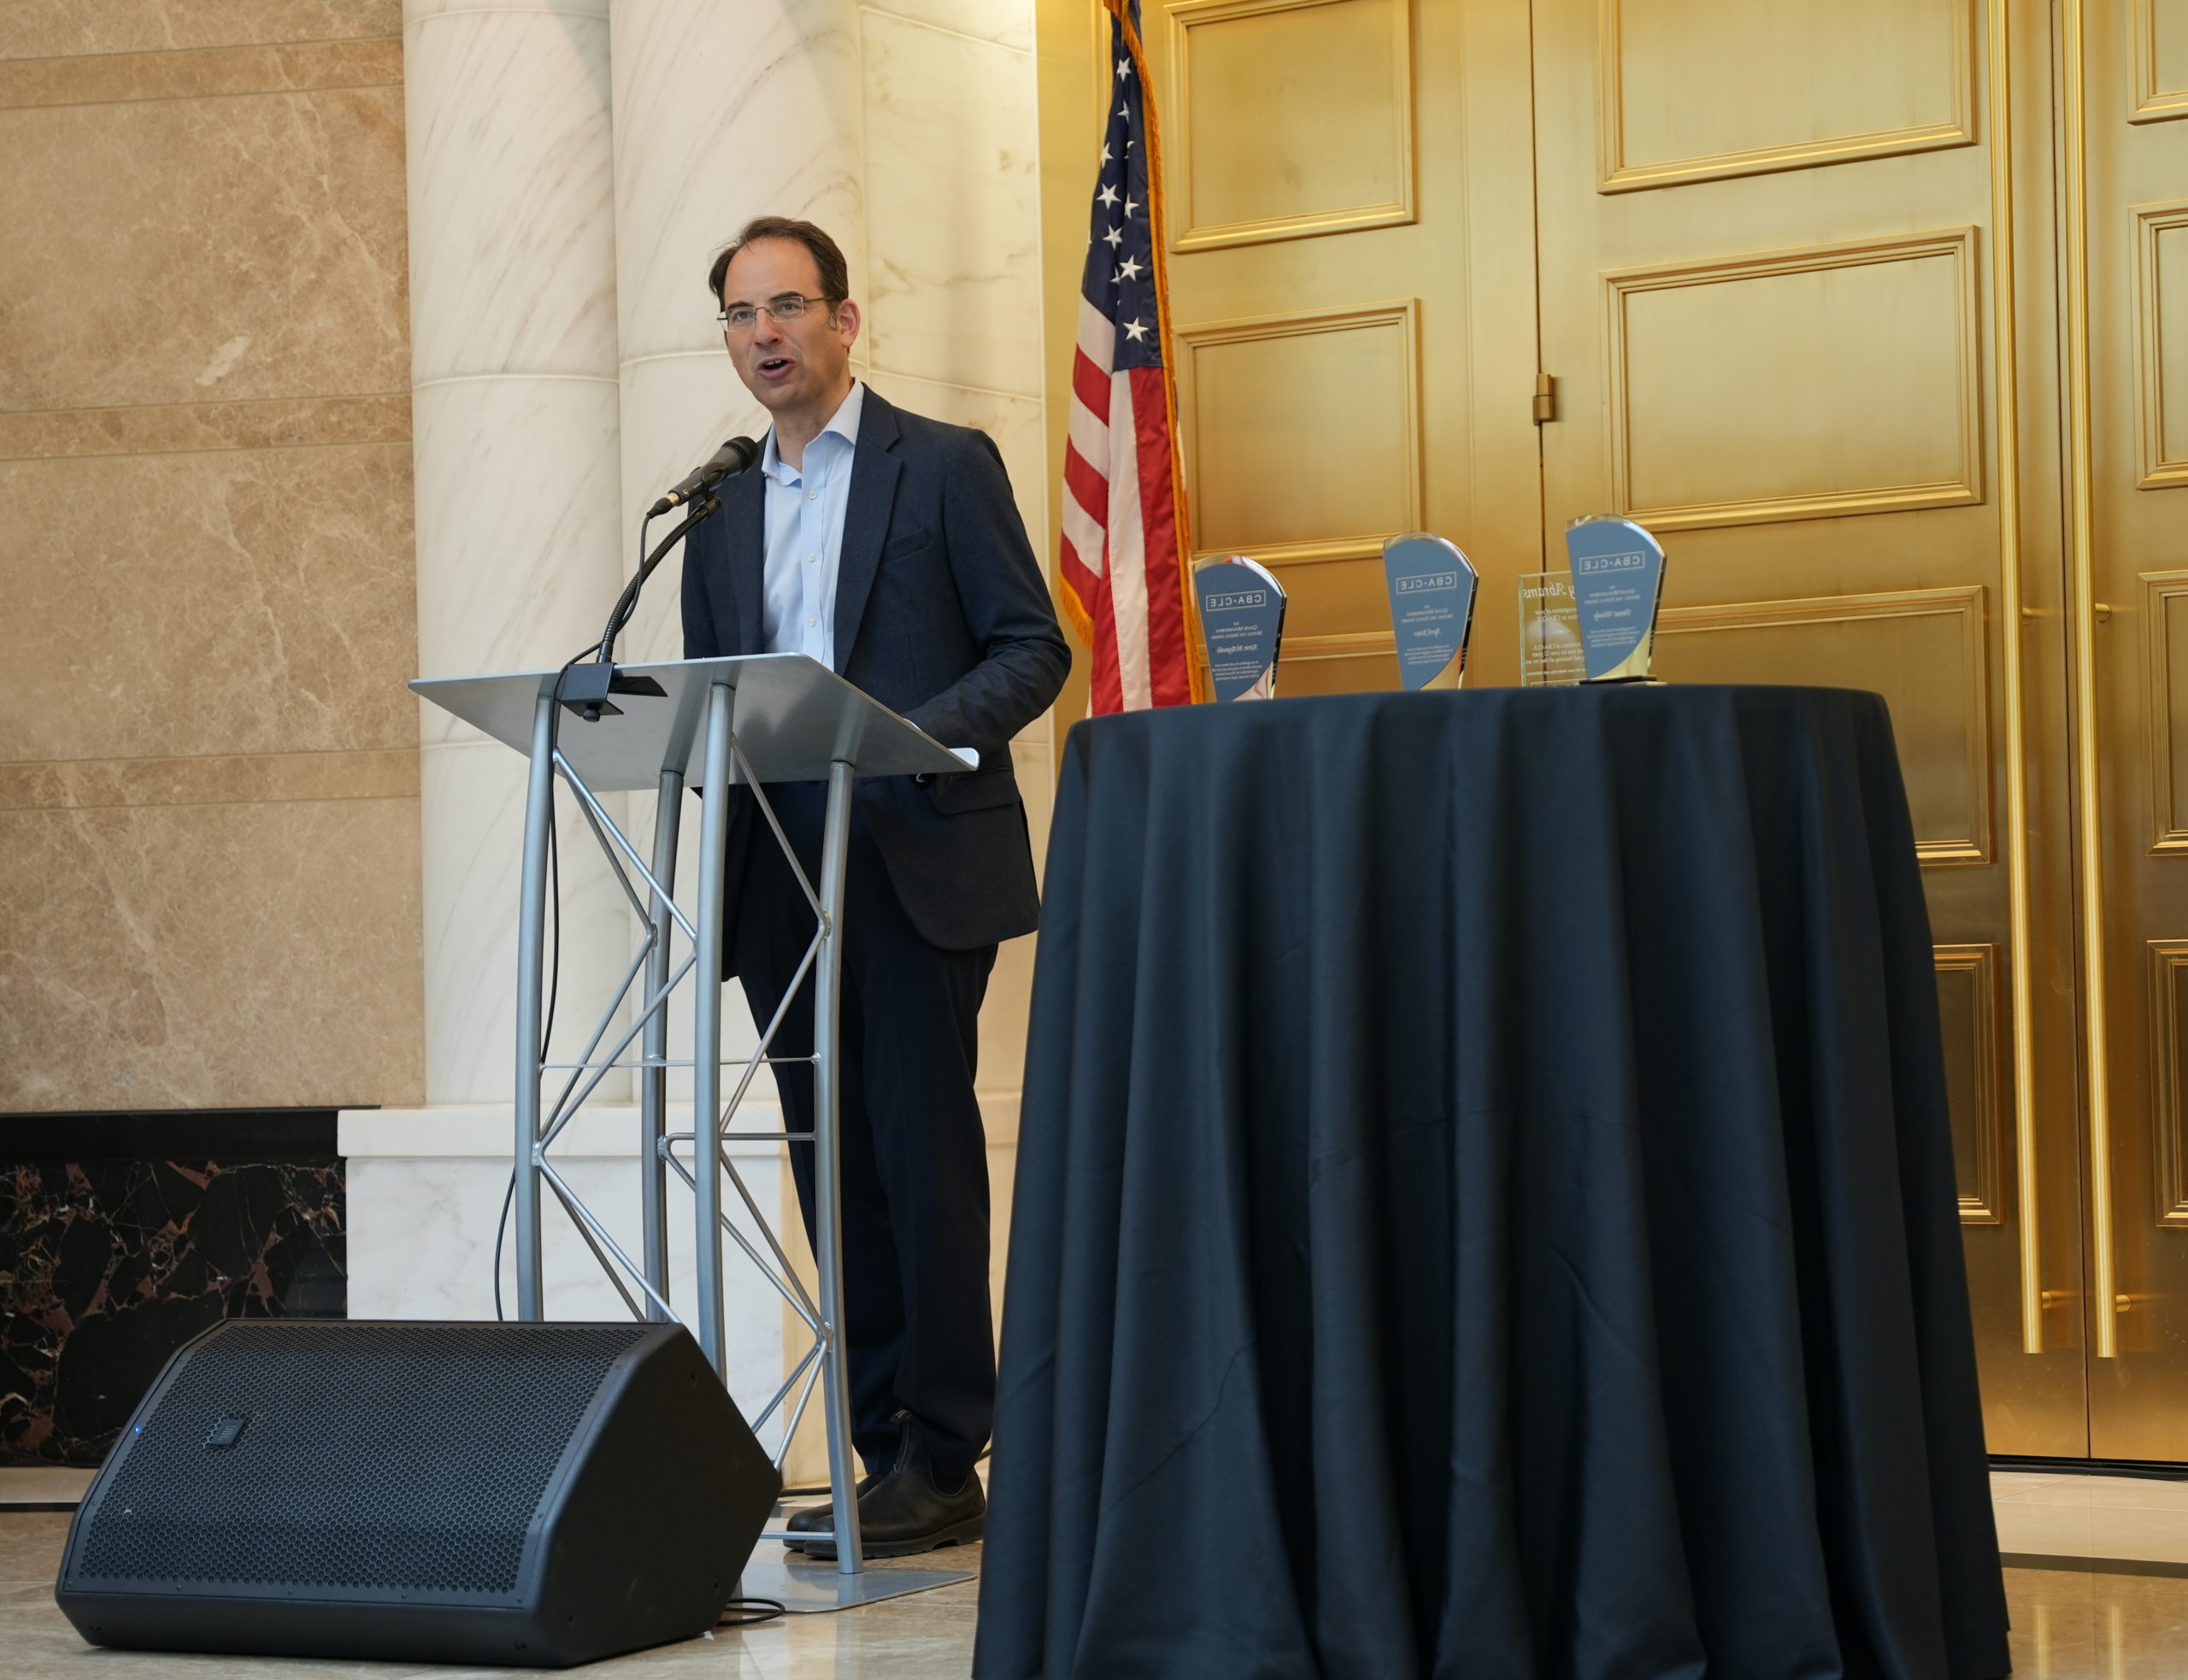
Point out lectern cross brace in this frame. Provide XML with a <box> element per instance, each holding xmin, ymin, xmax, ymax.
<box><xmin>508</xmin><ymin>677</ymin><xmax>867</xmax><ymax>1575</ymax></box>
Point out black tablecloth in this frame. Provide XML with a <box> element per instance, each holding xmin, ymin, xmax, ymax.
<box><xmin>974</xmin><ymin>687</ymin><xmax>2009</xmax><ymax>1680</ymax></box>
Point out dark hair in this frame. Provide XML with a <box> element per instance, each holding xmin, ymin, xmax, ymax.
<box><xmin>707</xmin><ymin>216</ymin><xmax>850</xmax><ymax>307</ymax></box>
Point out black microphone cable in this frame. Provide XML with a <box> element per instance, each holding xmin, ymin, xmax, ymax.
<box><xmin>592</xmin><ymin>434</ymin><xmax>752</xmax><ymax>667</ymax></box>
<box><xmin>595</xmin><ymin>493</ymin><xmax>726</xmax><ymax>668</ymax></box>
<box><xmin>493</xmin><ymin>645</ymin><xmax>605</xmax><ymax>1322</ymax></box>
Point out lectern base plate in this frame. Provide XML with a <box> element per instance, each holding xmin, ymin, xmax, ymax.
<box><xmin>736</xmin><ymin>1553</ymin><xmax>975</xmax><ymax>1614</ymax></box>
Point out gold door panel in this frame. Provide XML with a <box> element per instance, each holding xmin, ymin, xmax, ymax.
<box><xmin>1938</xmin><ymin>943</ymin><xmax>2007</xmax><ymax>1225</ymax></box>
<box><xmin>1173</xmin><ymin>300</ymin><xmax>1421</xmax><ymax>565</ymax></box>
<box><xmin>2144</xmin><ymin>940</ymin><xmax>2188</xmax><ymax>1225</ymax></box>
<box><xmin>2137</xmin><ymin>203</ymin><xmax>2188</xmax><ymax>487</ymax></box>
<box><xmin>1167</xmin><ymin>0</ymin><xmax>1413</xmax><ymax>250</ymax></box>
<box><xmin>2132</xmin><ymin>0</ymin><xmax>2188</xmax><ymax>122</ymax></box>
<box><xmin>1604</xmin><ymin>232</ymin><xmax>1983</xmax><ymax>530</ymax></box>
<box><xmin>1598</xmin><ymin>0</ymin><xmax>1975</xmax><ymax>191</ymax></box>
<box><xmin>1652</xmin><ymin>587</ymin><xmax>1991</xmax><ymax>861</ymax></box>
<box><xmin>2139</xmin><ymin>571</ymin><xmax>2188</xmax><ymax>849</ymax></box>
<box><xmin>1279</xmin><ymin>634</ymin><xmax>1407</xmax><ymax>696</ymax></box>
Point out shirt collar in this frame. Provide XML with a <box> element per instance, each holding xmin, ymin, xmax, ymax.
<box><xmin>760</xmin><ymin>379</ymin><xmax>866</xmax><ymax>484</ymax></box>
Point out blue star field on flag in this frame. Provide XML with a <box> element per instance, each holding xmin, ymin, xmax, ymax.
<box><xmin>1082</xmin><ymin>3</ymin><xmax>1162</xmax><ymax>372</ymax></box>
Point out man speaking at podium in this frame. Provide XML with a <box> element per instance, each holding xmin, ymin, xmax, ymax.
<box><xmin>679</xmin><ymin>217</ymin><xmax>1069</xmax><ymax>1557</ymax></box>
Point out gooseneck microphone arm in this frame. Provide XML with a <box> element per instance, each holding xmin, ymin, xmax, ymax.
<box><xmin>595</xmin><ymin>495</ymin><xmax>722</xmax><ymax>666</ymax></box>
<box><xmin>591</xmin><ymin>436</ymin><xmax>761</xmax><ymax>667</ymax></box>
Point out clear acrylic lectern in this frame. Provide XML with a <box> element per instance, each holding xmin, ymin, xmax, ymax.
<box><xmin>411</xmin><ymin>654</ymin><xmax>976</xmax><ymax>1610</ymax></box>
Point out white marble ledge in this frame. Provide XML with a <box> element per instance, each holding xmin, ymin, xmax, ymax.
<box><xmin>342</xmin><ymin>1103</ymin><xmax>784</xmax><ymax>1160</ymax></box>
<box><xmin>406</xmin><ymin>0</ymin><xmax>610</xmax><ymax>31</ymax></box>
<box><xmin>0</xmin><ymin>1466</ymin><xmax>94</xmax><ymax>1507</ymax></box>
<box><xmin>342</xmin><ymin>1092</ymin><xmax>1021</xmax><ymax>1156</ymax></box>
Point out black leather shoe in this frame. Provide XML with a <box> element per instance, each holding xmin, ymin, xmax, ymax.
<box><xmin>785</xmin><ymin>1411</ymin><xmax>984</xmax><ymax>1560</ymax></box>
<box><xmin>783</xmin><ymin>1469</ymin><xmax>879</xmax><ymax>1549</ymax></box>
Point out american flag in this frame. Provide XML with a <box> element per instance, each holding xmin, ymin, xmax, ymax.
<box><xmin>1056</xmin><ymin>0</ymin><xmax>1198</xmax><ymax>712</ymax></box>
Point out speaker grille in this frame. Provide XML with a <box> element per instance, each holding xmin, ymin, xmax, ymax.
<box><xmin>76</xmin><ymin>1322</ymin><xmax>647</xmax><ymax>1595</ymax></box>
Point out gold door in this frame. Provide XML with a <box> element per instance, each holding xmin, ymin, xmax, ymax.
<box><xmin>1526</xmin><ymin>0</ymin><xmax>2092</xmax><ymax>1452</ymax></box>
<box><xmin>2072</xmin><ymin>0</ymin><xmax>2188</xmax><ymax>1459</ymax></box>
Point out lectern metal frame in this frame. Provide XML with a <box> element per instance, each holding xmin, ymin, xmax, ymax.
<box><xmin>412</xmin><ymin>655</ymin><xmax>973</xmax><ymax>1606</ymax></box>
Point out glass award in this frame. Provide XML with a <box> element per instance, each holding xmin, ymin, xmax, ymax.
<box><xmin>1380</xmin><ymin>532</ymin><xmax>1479</xmax><ymax>690</ymax></box>
<box><xmin>1563</xmin><ymin>515</ymin><xmax>1667</xmax><ymax>683</ymax></box>
<box><xmin>1192</xmin><ymin>555</ymin><xmax>1287</xmax><ymax>702</ymax></box>
<box><xmin>1517</xmin><ymin>572</ymin><xmax>1586</xmax><ymax>687</ymax></box>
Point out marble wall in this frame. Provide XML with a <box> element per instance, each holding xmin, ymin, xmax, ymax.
<box><xmin>0</xmin><ymin>0</ymin><xmax>424</xmax><ymax>1111</ymax></box>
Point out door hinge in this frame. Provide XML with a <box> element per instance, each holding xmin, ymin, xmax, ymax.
<box><xmin>1532</xmin><ymin>373</ymin><xmax>1557</xmax><ymax>424</ymax></box>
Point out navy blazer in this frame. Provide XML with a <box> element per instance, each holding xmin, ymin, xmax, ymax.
<box><xmin>680</xmin><ymin>389</ymin><xmax>1071</xmax><ymax>956</ymax></box>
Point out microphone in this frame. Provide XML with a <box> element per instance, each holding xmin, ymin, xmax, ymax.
<box><xmin>647</xmin><ymin>436</ymin><xmax>759</xmax><ymax>516</ymax></box>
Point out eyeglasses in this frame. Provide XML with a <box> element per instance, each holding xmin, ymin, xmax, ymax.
<box><xmin>717</xmin><ymin>294</ymin><xmax>835</xmax><ymax>333</ymax></box>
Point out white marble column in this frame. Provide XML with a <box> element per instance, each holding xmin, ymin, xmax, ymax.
<box><xmin>403</xmin><ymin>0</ymin><xmax>630</xmax><ymax>1107</ymax></box>
<box><xmin>608</xmin><ymin>0</ymin><xmax>867</xmax><ymax>669</ymax></box>
<box><xmin>347</xmin><ymin>2</ymin><xmax>648</xmax><ymax>1328</ymax></box>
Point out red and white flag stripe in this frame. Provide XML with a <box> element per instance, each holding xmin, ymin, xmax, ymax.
<box><xmin>1056</xmin><ymin>0</ymin><xmax>1196</xmax><ymax>714</ymax></box>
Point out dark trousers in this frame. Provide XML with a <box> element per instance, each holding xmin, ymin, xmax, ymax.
<box><xmin>731</xmin><ymin>783</ymin><xmax>997</xmax><ymax>1488</ymax></box>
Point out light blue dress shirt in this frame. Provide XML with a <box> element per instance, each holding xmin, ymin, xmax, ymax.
<box><xmin>758</xmin><ymin>380</ymin><xmax>865</xmax><ymax>672</ymax></box>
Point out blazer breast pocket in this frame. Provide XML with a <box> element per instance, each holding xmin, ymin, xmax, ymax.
<box><xmin>881</xmin><ymin>526</ymin><xmax>938</xmax><ymax>562</ymax></box>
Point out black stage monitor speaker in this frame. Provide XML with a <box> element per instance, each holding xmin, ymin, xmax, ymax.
<box><xmin>54</xmin><ymin>1320</ymin><xmax>780</xmax><ymax>1668</ymax></box>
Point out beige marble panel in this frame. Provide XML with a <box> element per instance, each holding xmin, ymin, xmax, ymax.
<box><xmin>0</xmin><ymin>796</ymin><xmax>424</xmax><ymax>1112</ymax></box>
<box><xmin>0</xmin><ymin>38</ymin><xmax>400</xmax><ymax>109</ymax></box>
<box><xmin>0</xmin><ymin>749</ymin><xmax>416</xmax><ymax>811</ymax></box>
<box><xmin>0</xmin><ymin>85</ymin><xmax>409</xmax><ymax>412</ymax></box>
<box><xmin>0</xmin><ymin>443</ymin><xmax>417</xmax><ymax>762</ymax></box>
<box><xmin>0</xmin><ymin>392</ymin><xmax>409</xmax><ymax>461</ymax></box>
<box><xmin>0</xmin><ymin>2</ymin><xmax>401</xmax><ymax>61</ymax></box>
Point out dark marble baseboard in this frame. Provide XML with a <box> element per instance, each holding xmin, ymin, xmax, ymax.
<box><xmin>0</xmin><ymin>1107</ymin><xmax>348</xmax><ymax>1466</ymax></box>
<box><xmin>0</xmin><ymin>1106</ymin><xmax>338</xmax><ymax>1161</ymax></box>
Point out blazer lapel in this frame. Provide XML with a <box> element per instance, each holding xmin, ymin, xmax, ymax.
<box><xmin>832</xmin><ymin>391</ymin><xmax>903</xmax><ymax>674</ymax></box>
<box><xmin>723</xmin><ymin>465</ymin><xmax>767</xmax><ymax>657</ymax></box>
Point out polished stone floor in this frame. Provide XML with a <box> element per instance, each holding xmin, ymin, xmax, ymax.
<box><xmin>8</xmin><ymin>1471</ymin><xmax>2188</xmax><ymax>1674</ymax></box>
